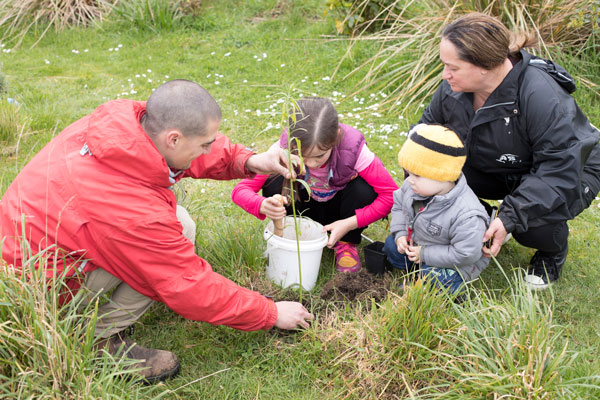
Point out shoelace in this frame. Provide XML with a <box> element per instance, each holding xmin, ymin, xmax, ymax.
<box><xmin>335</xmin><ymin>242</ymin><xmax>357</xmax><ymax>257</ymax></box>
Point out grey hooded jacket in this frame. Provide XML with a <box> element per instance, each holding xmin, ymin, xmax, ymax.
<box><xmin>419</xmin><ymin>50</ymin><xmax>600</xmax><ymax>234</ymax></box>
<box><xmin>390</xmin><ymin>174</ymin><xmax>490</xmax><ymax>282</ymax></box>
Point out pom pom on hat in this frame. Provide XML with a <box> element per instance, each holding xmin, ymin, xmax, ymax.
<box><xmin>398</xmin><ymin>124</ymin><xmax>466</xmax><ymax>182</ymax></box>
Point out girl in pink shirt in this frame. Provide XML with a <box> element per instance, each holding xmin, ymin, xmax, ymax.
<box><xmin>232</xmin><ymin>97</ymin><xmax>398</xmax><ymax>273</ymax></box>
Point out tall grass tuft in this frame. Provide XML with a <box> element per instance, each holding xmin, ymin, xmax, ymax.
<box><xmin>312</xmin><ymin>272</ymin><xmax>600</xmax><ymax>398</ymax></box>
<box><xmin>415</xmin><ymin>269</ymin><xmax>600</xmax><ymax>398</ymax></box>
<box><xmin>334</xmin><ymin>0</ymin><xmax>600</xmax><ymax>112</ymax></box>
<box><xmin>0</xmin><ymin>242</ymin><xmax>149</xmax><ymax>397</ymax></box>
<box><xmin>0</xmin><ymin>0</ymin><xmax>109</xmax><ymax>47</ymax></box>
<box><xmin>314</xmin><ymin>280</ymin><xmax>458</xmax><ymax>398</ymax></box>
<box><xmin>107</xmin><ymin>0</ymin><xmax>182</xmax><ymax>32</ymax></box>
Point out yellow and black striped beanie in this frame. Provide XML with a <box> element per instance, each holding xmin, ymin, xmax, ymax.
<box><xmin>398</xmin><ymin>124</ymin><xmax>466</xmax><ymax>182</ymax></box>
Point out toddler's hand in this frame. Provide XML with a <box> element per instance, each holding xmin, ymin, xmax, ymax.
<box><xmin>396</xmin><ymin>236</ymin><xmax>409</xmax><ymax>254</ymax></box>
<box><xmin>406</xmin><ymin>244</ymin><xmax>421</xmax><ymax>263</ymax></box>
<box><xmin>259</xmin><ymin>195</ymin><xmax>287</xmax><ymax>220</ymax></box>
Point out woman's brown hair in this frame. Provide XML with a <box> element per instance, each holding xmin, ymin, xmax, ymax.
<box><xmin>442</xmin><ymin>12</ymin><xmax>538</xmax><ymax>70</ymax></box>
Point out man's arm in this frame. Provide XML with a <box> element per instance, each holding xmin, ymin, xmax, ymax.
<box><xmin>185</xmin><ymin>137</ymin><xmax>299</xmax><ymax>181</ymax></box>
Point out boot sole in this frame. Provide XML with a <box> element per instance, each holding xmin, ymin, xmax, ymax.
<box><xmin>142</xmin><ymin>361</ymin><xmax>181</xmax><ymax>385</ymax></box>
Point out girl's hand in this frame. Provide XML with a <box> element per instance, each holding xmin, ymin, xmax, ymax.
<box><xmin>259</xmin><ymin>195</ymin><xmax>288</xmax><ymax>220</ymax></box>
<box><xmin>406</xmin><ymin>244</ymin><xmax>422</xmax><ymax>263</ymax></box>
<box><xmin>323</xmin><ymin>216</ymin><xmax>358</xmax><ymax>248</ymax></box>
<box><xmin>396</xmin><ymin>236</ymin><xmax>409</xmax><ymax>254</ymax></box>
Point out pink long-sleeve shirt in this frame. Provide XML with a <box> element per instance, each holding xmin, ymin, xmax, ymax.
<box><xmin>231</xmin><ymin>144</ymin><xmax>398</xmax><ymax>228</ymax></box>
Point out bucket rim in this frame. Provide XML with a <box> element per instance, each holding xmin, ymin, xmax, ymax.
<box><xmin>264</xmin><ymin>216</ymin><xmax>328</xmax><ymax>251</ymax></box>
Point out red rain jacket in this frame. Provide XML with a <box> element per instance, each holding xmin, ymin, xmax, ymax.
<box><xmin>0</xmin><ymin>99</ymin><xmax>277</xmax><ymax>331</ymax></box>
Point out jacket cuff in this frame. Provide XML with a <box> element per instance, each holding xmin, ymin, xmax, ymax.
<box><xmin>394</xmin><ymin>230</ymin><xmax>408</xmax><ymax>241</ymax></box>
<box><xmin>263</xmin><ymin>297</ymin><xmax>278</xmax><ymax>330</ymax></box>
<box><xmin>499</xmin><ymin>213</ymin><xmax>515</xmax><ymax>234</ymax></box>
<box><xmin>240</xmin><ymin>149</ymin><xmax>257</xmax><ymax>178</ymax></box>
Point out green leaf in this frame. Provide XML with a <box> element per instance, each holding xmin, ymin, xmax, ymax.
<box><xmin>295</xmin><ymin>178</ymin><xmax>312</xmax><ymax>196</ymax></box>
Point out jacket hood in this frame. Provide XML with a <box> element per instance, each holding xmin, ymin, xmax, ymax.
<box><xmin>85</xmin><ymin>99</ymin><xmax>172</xmax><ymax>187</ymax></box>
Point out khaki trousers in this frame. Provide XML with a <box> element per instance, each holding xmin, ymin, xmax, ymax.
<box><xmin>81</xmin><ymin>205</ymin><xmax>196</xmax><ymax>338</ymax></box>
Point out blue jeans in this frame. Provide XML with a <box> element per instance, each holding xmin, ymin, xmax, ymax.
<box><xmin>383</xmin><ymin>234</ymin><xmax>465</xmax><ymax>294</ymax></box>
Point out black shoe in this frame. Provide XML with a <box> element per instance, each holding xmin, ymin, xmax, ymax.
<box><xmin>524</xmin><ymin>246</ymin><xmax>568</xmax><ymax>290</ymax></box>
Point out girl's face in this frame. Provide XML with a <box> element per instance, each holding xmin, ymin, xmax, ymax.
<box><xmin>406</xmin><ymin>171</ymin><xmax>453</xmax><ymax>197</ymax></box>
<box><xmin>439</xmin><ymin>38</ymin><xmax>488</xmax><ymax>93</ymax></box>
<box><xmin>302</xmin><ymin>146</ymin><xmax>333</xmax><ymax>170</ymax></box>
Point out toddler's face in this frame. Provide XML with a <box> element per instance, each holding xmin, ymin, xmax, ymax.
<box><xmin>302</xmin><ymin>146</ymin><xmax>332</xmax><ymax>169</ymax></box>
<box><xmin>405</xmin><ymin>171</ymin><xmax>452</xmax><ymax>197</ymax></box>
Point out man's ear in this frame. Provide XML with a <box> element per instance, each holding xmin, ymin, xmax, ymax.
<box><xmin>165</xmin><ymin>130</ymin><xmax>183</xmax><ymax>150</ymax></box>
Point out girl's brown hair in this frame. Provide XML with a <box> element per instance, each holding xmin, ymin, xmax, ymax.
<box><xmin>442</xmin><ymin>12</ymin><xmax>538</xmax><ymax>70</ymax></box>
<box><xmin>281</xmin><ymin>97</ymin><xmax>340</xmax><ymax>202</ymax></box>
<box><xmin>288</xmin><ymin>97</ymin><xmax>339</xmax><ymax>154</ymax></box>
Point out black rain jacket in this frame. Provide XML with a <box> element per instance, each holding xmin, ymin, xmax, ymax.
<box><xmin>419</xmin><ymin>50</ymin><xmax>600</xmax><ymax>234</ymax></box>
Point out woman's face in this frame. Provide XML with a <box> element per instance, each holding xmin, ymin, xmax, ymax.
<box><xmin>439</xmin><ymin>38</ymin><xmax>488</xmax><ymax>93</ymax></box>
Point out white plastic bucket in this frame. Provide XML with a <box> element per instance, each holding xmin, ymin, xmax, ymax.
<box><xmin>263</xmin><ymin>216</ymin><xmax>328</xmax><ymax>291</ymax></box>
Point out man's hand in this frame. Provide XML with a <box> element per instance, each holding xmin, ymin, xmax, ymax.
<box><xmin>482</xmin><ymin>217</ymin><xmax>508</xmax><ymax>257</ymax></box>
<box><xmin>322</xmin><ymin>216</ymin><xmax>358</xmax><ymax>248</ymax></box>
<box><xmin>274</xmin><ymin>301</ymin><xmax>314</xmax><ymax>330</ymax></box>
<box><xmin>246</xmin><ymin>142</ymin><xmax>300</xmax><ymax>179</ymax></box>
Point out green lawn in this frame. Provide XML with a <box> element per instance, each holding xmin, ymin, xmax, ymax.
<box><xmin>1</xmin><ymin>0</ymin><xmax>600</xmax><ymax>398</ymax></box>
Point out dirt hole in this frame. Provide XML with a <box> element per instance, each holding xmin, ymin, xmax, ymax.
<box><xmin>320</xmin><ymin>269</ymin><xmax>393</xmax><ymax>303</ymax></box>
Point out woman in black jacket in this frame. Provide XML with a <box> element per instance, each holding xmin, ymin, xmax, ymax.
<box><xmin>419</xmin><ymin>12</ymin><xmax>600</xmax><ymax>289</ymax></box>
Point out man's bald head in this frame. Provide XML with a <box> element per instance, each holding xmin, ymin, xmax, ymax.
<box><xmin>143</xmin><ymin>80</ymin><xmax>222</xmax><ymax>137</ymax></box>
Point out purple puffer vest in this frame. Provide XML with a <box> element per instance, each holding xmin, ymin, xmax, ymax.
<box><xmin>279</xmin><ymin>123</ymin><xmax>365</xmax><ymax>191</ymax></box>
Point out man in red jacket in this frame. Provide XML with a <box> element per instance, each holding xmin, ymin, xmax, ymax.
<box><xmin>0</xmin><ymin>80</ymin><xmax>313</xmax><ymax>383</ymax></box>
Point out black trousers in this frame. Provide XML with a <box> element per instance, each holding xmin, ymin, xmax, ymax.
<box><xmin>262</xmin><ymin>176</ymin><xmax>377</xmax><ymax>244</ymax></box>
<box><xmin>462</xmin><ymin>165</ymin><xmax>570</xmax><ymax>254</ymax></box>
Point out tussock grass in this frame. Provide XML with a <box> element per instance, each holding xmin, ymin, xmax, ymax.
<box><xmin>0</xmin><ymin>242</ymin><xmax>150</xmax><ymax>398</ymax></box>
<box><xmin>310</xmin><ymin>274</ymin><xmax>600</xmax><ymax>399</ymax></box>
<box><xmin>421</xmin><ymin>271</ymin><xmax>600</xmax><ymax>398</ymax></box>
<box><xmin>107</xmin><ymin>0</ymin><xmax>182</xmax><ymax>32</ymax></box>
<box><xmin>313</xmin><ymin>281</ymin><xmax>457</xmax><ymax>398</ymax></box>
<box><xmin>0</xmin><ymin>0</ymin><xmax>109</xmax><ymax>47</ymax></box>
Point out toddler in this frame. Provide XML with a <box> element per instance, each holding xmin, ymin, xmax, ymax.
<box><xmin>383</xmin><ymin>124</ymin><xmax>490</xmax><ymax>293</ymax></box>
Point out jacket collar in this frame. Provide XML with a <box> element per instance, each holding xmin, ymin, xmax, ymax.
<box><xmin>446</xmin><ymin>51</ymin><xmax>532</xmax><ymax>109</ymax></box>
<box><xmin>85</xmin><ymin>99</ymin><xmax>173</xmax><ymax>188</ymax></box>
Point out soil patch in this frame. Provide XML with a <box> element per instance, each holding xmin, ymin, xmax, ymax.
<box><xmin>320</xmin><ymin>269</ymin><xmax>392</xmax><ymax>303</ymax></box>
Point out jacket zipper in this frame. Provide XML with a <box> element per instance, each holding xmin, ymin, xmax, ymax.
<box><xmin>408</xmin><ymin>202</ymin><xmax>430</xmax><ymax>245</ymax></box>
<box><xmin>474</xmin><ymin>100</ymin><xmax>515</xmax><ymax>114</ymax></box>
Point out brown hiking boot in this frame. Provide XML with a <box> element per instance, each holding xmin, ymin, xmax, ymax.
<box><xmin>96</xmin><ymin>332</ymin><xmax>180</xmax><ymax>383</ymax></box>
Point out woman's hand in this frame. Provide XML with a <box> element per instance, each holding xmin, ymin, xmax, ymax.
<box><xmin>322</xmin><ymin>216</ymin><xmax>358</xmax><ymax>248</ymax></box>
<box><xmin>482</xmin><ymin>217</ymin><xmax>508</xmax><ymax>257</ymax></box>
<box><xmin>259</xmin><ymin>195</ymin><xmax>288</xmax><ymax>220</ymax></box>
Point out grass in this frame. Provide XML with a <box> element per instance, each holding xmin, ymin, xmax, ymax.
<box><xmin>0</xmin><ymin>0</ymin><xmax>599</xmax><ymax>398</ymax></box>
<box><xmin>0</xmin><ymin>243</ymin><xmax>151</xmax><ymax>398</ymax></box>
